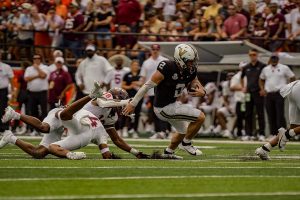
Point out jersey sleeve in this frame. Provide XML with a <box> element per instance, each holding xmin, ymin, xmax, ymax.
<box><xmin>156</xmin><ymin>61</ymin><xmax>168</xmax><ymax>76</ymax></box>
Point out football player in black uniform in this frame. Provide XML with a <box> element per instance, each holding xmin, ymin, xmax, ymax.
<box><xmin>123</xmin><ymin>44</ymin><xmax>206</xmax><ymax>158</ymax></box>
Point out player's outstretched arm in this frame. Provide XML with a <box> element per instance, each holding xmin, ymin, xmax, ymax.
<box><xmin>123</xmin><ymin>70</ymin><xmax>164</xmax><ymax>115</ymax></box>
<box><xmin>106</xmin><ymin>127</ymin><xmax>149</xmax><ymax>158</ymax></box>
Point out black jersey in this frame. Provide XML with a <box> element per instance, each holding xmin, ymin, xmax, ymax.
<box><xmin>154</xmin><ymin>60</ymin><xmax>197</xmax><ymax>108</ymax></box>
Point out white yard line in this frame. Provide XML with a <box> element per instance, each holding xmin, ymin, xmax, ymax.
<box><xmin>0</xmin><ymin>166</ymin><xmax>300</xmax><ymax>169</ymax></box>
<box><xmin>0</xmin><ymin>175</ymin><xmax>300</xmax><ymax>182</ymax></box>
<box><xmin>1</xmin><ymin>192</ymin><xmax>300</xmax><ymax>200</ymax></box>
<box><xmin>14</xmin><ymin>136</ymin><xmax>300</xmax><ymax>145</ymax></box>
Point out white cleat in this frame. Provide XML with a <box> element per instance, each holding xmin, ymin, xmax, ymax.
<box><xmin>1</xmin><ymin>106</ymin><xmax>18</xmax><ymax>123</ymax></box>
<box><xmin>255</xmin><ymin>147</ymin><xmax>270</xmax><ymax>160</ymax></box>
<box><xmin>0</xmin><ymin>130</ymin><xmax>15</xmax><ymax>148</ymax></box>
<box><xmin>278</xmin><ymin>128</ymin><xmax>289</xmax><ymax>152</ymax></box>
<box><xmin>66</xmin><ymin>152</ymin><xmax>86</xmax><ymax>160</ymax></box>
<box><xmin>178</xmin><ymin>142</ymin><xmax>203</xmax><ymax>156</ymax></box>
<box><xmin>89</xmin><ymin>81</ymin><xmax>103</xmax><ymax>99</ymax></box>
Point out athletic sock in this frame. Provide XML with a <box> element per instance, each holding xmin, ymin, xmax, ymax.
<box><xmin>262</xmin><ymin>143</ymin><xmax>272</xmax><ymax>152</ymax></box>
<box><xmin>183</xmin><ymin>138</ymin><xmax>191</xmax><ymax>144</ymax></box>
<box><xmin>165</xmin><ymin>147</ymin><xmax>174</xmax><ymax>154</ymax></box>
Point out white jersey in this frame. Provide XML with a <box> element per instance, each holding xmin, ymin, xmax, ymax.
<box><xmin>60</xmin><ymin>109</ymin><xmax>102</xmax><ymax>135</ymax></box>
<box><xmin>221</xmin><ymin>80</ymin><xmax>235</xmax><ymax>106</ymax></box>
<box><xmin>83</xmin><ymin>101</ymin><xmax>118</xmax><ymax>127</ymax></box>
<box><xmin>40</xmin><ymin>108</ymin><xmax>64</xmax><ymax>148</ymax></box>
<box><xmin>103</xmin><ymin>68</ymin><xmax>130</xmax><ymax>89</ymax></box>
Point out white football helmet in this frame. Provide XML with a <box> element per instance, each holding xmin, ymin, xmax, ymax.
<box><xmin>174</xmin><ymin>44</ymin><xmax>199</xmax><ymax>70</ymax></box>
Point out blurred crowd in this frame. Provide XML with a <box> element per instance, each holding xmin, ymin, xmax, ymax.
<box><xmin>0</xmin><ymin>0</ymin><xmax>299</xmax><ymax>141</ymax></box>
<box><xmin>0</xmin><ymin>0</ymin><xmax>300</xmax><ymax>61</ymax></box>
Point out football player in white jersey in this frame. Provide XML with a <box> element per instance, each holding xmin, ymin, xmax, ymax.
<box><xmin>83</xmin><ymin>88</ymin><xmax>150</xmax><ymax>159</ymax></box>
<box><xmin>255</xmin><ymin>80</ymin><xmax>300</xmax><ymax>160</ymax></box>
<box><xmin>0</xmin><ymin>82</ymin><xmax>104</xmax><ymax>160</ymax></box>
<box><xmin>0</xmin><ymin>106</ymin><xmax>64</xmax><ymax>159</ymax></box>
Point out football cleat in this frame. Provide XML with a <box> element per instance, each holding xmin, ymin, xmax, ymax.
<box><xmin>89</xmin><ymin>81</ymin><xmax>103</xmax><ymax>99</ymax></box>
<box><xmin>160</xmin><ymin>150</ymin><xmax>183</xmax><ymax>160</ymax></box>
<box><xmin>66</xmin><ymin>152</ymin><xmax>86</xmax><ymax>160</ymax></box>
<box><xmin>0</xmin><ymin>130</ymin><xmax>15</xmax><ymax>148</ymax></box>
<box><xmin>255</xmin><ymin>147</ymin><xmax>270</xmax><ymax>160</ymax></box>
<box><xmin>178</xmin><ymin>141</ymin><xmax>202</xmax><ymax>156</ymax></box>
<box><xmin>278</xmin><ymin>128</ymin><xmax>289</xmax><ymax>151</ymax></box>
<box><xmin>1</xmin><ymin>106</ymin><xmax>19</xmax><ymax>123</ymax></box>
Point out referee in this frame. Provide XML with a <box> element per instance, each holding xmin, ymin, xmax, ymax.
<box><xmin>0</xmin><ymin>50</ymin><xmax>14</xmax><ymax>133</ymax></box>
<box><xmin>259</xmin><ymin>54</ymin><xmax>295</xmax><ymax>136</ymax></box>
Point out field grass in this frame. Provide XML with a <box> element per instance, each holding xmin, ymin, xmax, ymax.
<box><xmin>0</xmin><ymin>138</ymin><xmax>299</xmax><ymax>200</ymax></box>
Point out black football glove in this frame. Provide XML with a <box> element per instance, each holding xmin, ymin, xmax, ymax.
<box><xmin>136</xmin><ymin>152</ymin><xmax>150</xmax><ymax>159</ymax></box>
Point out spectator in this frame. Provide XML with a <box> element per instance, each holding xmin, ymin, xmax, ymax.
<box><xmin>114</xmin><ymin>23</ymin><xmax>137</xmax><ymax>56</ymax></box>
<box><xmin>147</xmin><ymin>10</ymin><xmax>164</xmax><ymax>34</ymax></box>
<box><xmin>213</xmin><ymin>15</ymin><xmax>225</xmax><ymax>40</ymax></box>
<box><xmin>75</xmin><ymin>44</ymin><xmax>113</xmax><ymax>96</ymax></box>
<box><xmin>287</xmin><ymin>1</ymin><xmax>300</xmax><ymax>51</ymax></box>
<box><xmin>264</xmin><ymin>3</ymin><xmax>286</xmax><ymax>51</ymax></box>
<box><xmin>257</xmin><ymin>0</ymin><xmax>274</xmax><ymax>13</ymax></box>
<box><xmin>153</xmin><ymin>0</ymin><xmax>176</xmax><ymax>22</ymax></box>
<box><xmin>222</xmin><ymin>4</ymin><xmax>248</xmax><ymax>40</ymax></box>
<box><xmin>46</xmin><ymin>7</ymin><xmax>64</xmax><ymax>51</ymax></box>
<box><xmin>203</xmin><ymin>0</ymin><xmax>222</xmax><ymax>20</ymax></box>
<box><xmin>241</xmin><ymin>49</ymin><xmax>266</xmax><ymax>141</ymax></box>
<box><xmin>140</xmin><ymin>44</ymin><xmax>170</xmax><ymax>137</ymax></box>
<box><xmin>7</xmin><ymin>6</ymin><xmax>22</xmax><ymax>60</ymax></box>
<box><xmin>0</xmin><ymin>50</ymin><xmax>14</xmax><ymax>133</ymax></box>
<box><xmin>259</xmin><ymin>54</ymin><xmax>295</xmax><ymax>136</ymax></box>
<box><xmin>230</xmin><ymin>61</ymin><xmax>247</xmax><ymax>138</ymax></box>
<box><xmin>48</xmin><ymin>57</ymin><xmax>73</xmax><ymax>109</ymax></box>
<box><xmin>94</xmin><ymin>0</ymin><xmax>114</xmax><ymax>57</ymax></box>
<box><xmin>35</xmin><ymin>0</ymin><xmax>52</xmax><ymax>15</ymax></box>
<box><xmin>122</xmin><ymin>60</ymin><xmax>143</xmax><ymax>138</ymax></box>
<box><xmin>55</xmin><ymin>0</ymin><xmax>68</xmax><ymax>19</ymax></box>
<box><xmin>14</xmin><ymin>3</ymin><xmax>34</xmax><ymax>61</ymax></box>
<box><xmin>24</xmin><ymin>54</ymin><xmax>49</xmax><ymax>124</ymax></box>
<box><xmin>250</xmin><ymin>17</ymin><xmax>268</xmax><ymax>47</ymax></box>
<box><xmin>82</xmin><ymin>0</ymin><xmax>95</xmax><ymax>43</ymax></box>
<box><xmin>235</xmin><ymin>0</ymin><xmax>250</xmax><ymax>22</ymax></box>
<box><xmin>61</xmin><ymin>1</ymin><xmax>85</xmax><ymax>58</ymax></box>
<box><xmin>140</xmin><ymin>20</ymin><xmax>157</xmax><ymax>41</ymax></box>
<box><xmin>115</xmin><ymin>0</ymin><xmax>142</xmax><ymax>32</ymax></box>
<box><xmin>247</xmin><ymin>1</ymin><xmax>262</xmax><ymax>34</ymax></box>
<box><xmin>47</xmin><ymin>50</ymin><xmax>68</xmax><ymax>73</ymax></box>
<box><xmin>218</xmin><ymin>0</ymin><xmax>231</xmax><ymax>19</ymax></box>
<box><xmin>189</xmin><ymin>18</ymin><xmax>216</xmax><ymax>41</ymax></box>
<box><xmin>31</xmin><ymin>5</ymin><xmax>51</xmax><ymax>62</ymax></box>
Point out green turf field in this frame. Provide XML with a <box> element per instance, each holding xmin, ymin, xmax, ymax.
<box><xmin>0</xmin><ymin>138</ymin><xmax>299</xmax><ymax>200</ymax></box>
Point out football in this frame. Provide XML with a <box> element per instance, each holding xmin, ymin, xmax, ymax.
<box><xmin>187</xmin><ymin>82</ymin><xmax>199</xmax><ymax>92</ymax></box>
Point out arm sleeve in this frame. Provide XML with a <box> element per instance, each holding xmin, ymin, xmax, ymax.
<box><xmin>130</xmin><ymin>80</ymin><xmax>157</xmax><ymax>106</ymax></box>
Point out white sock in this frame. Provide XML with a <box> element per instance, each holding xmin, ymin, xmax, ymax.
<box><xmin>263</xmin><ymin>143</ymin><xmax>272</xmax><ymax>151</ymax></box>
<box><xmin>183</xmin><ymin>138</ymin><xmax>191</xmax><ymax>144</ymax></box>
<box><xmin>130</xmin><ymin>148</ymin><xmax>139</xmax><ymax>156</ymax></box>
<box><xmin>165</xmin><ymin>147</ymin><xmax>174</xmax><ymax>153</ymax></box>
<box><xmin>289</xmin><ymin>129</ymin><xmax>296</xmax><ymax>137</ymax></box>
